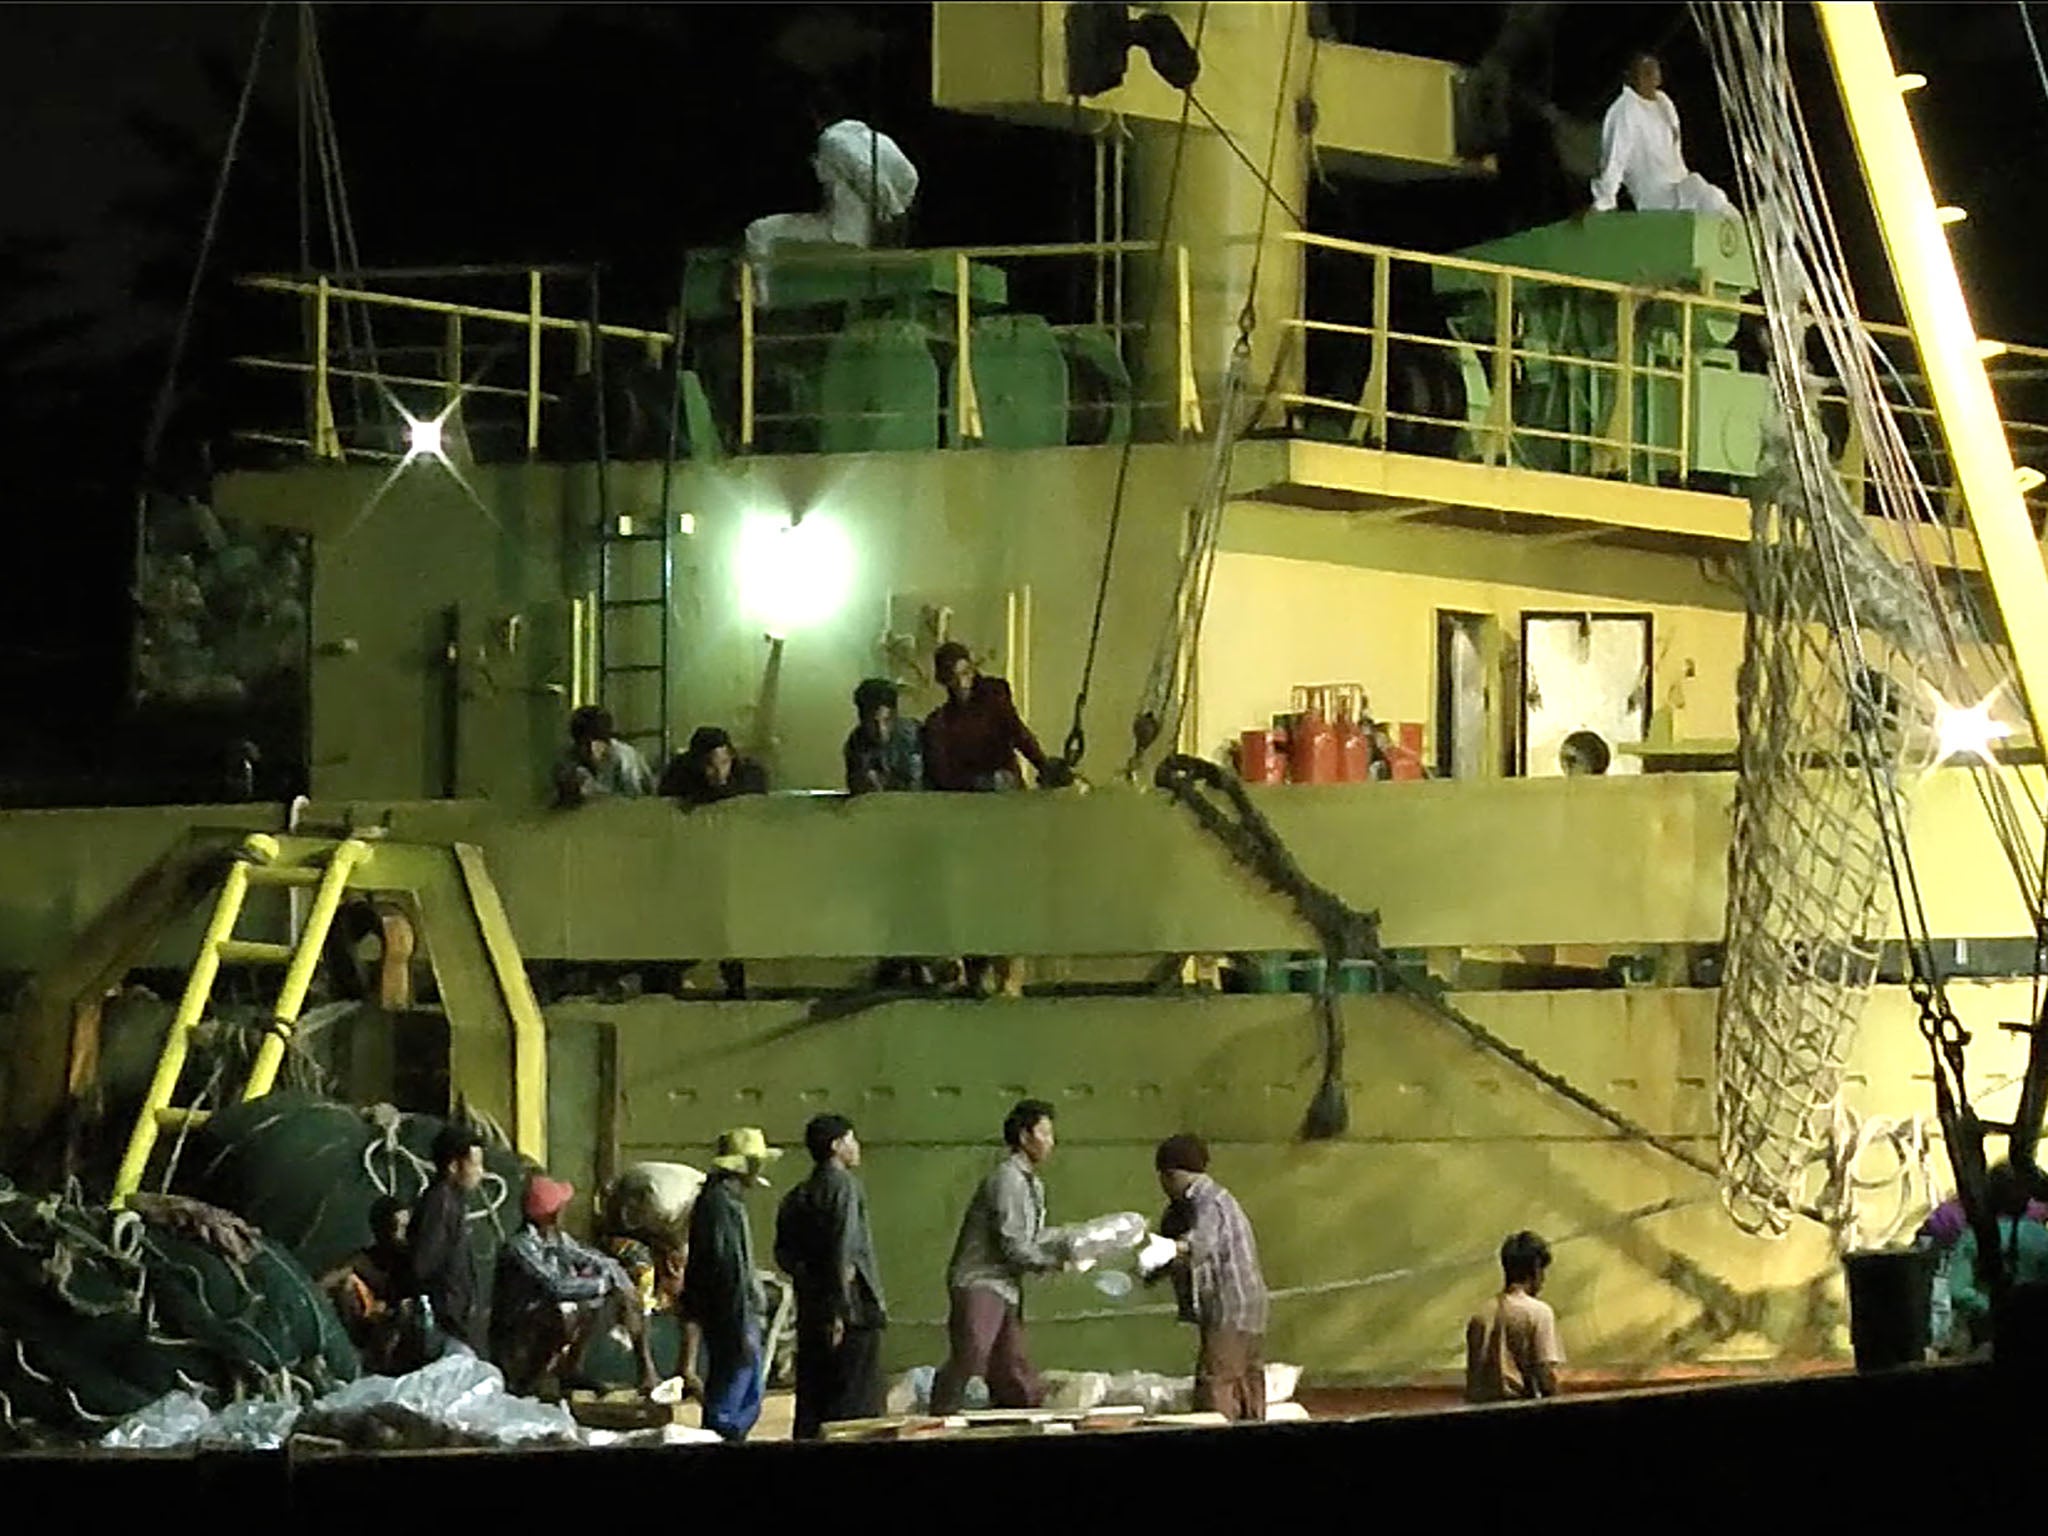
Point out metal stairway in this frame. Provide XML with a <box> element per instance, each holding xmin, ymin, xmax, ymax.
<box><xmin>590</xmin><ymin>267</ymin><xmax>686</xmax><ymax>771</ymax></box>
<box><xmin>111</xmin><ymin>833</ymin><xmax>371</xmax><ymax>1204</ymax></box>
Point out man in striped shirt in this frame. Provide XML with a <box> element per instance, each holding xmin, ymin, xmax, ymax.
<box><xmin>1149</xmin><ymin>1134</ymin><xmax>1269</xmax><ymax>1422</ymax></box>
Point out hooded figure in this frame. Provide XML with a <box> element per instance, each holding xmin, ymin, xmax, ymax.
<box><xmin>744</xmin><ymin>119</ymin><xmax>919</xmax><ymax>306</ymax></box>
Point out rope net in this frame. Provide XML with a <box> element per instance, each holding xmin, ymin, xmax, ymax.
<box><xmin>1697</xmin><ymin>2</ymin><xmax>2041</xmax><ymax>1237</ymax></box>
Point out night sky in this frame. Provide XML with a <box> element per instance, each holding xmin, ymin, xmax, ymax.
<box><xmin>0</xmin><ymin>2</ymin><xmax>2041</xmax><ymax>799</ymax></box>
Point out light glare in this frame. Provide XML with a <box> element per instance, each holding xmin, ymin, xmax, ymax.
<box><xmin>1932</xmin><ymin>692</ymin><xmax>2013</xmax><ymax>766</ymax></box>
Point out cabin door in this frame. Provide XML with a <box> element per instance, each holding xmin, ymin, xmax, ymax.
<box><xmin>1518</xmin><ymin>612</ymin><xmax>1652</xmax><ymax>777</ymax></box>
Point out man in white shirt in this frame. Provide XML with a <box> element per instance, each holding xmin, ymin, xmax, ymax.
<box><xmin>1589</xmin><ymin>53</ymin><xmax>1736</xmax><ymax>219</ymax></box>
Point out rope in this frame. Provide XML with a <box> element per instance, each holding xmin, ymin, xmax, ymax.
<box><xmin>1062</xmin><ymin>4</ymin><xmax>1211</xmax><ymax>772</ymax></box>
<box><xmin>139</xmin><ymin>2</ymin><xmax>275</xmax><ymax>481</ymax></box>
<box><xmin>1154</xmin><ymin>754</ymin><xmax>1719</xmax><ymax>1177</ymax></box>
<box><xmin>897</xmin><ymin>1193</ymin><xmax>1710</xmax><ymax>1327</ymax></box>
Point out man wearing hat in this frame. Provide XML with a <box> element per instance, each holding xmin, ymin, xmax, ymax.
<box><xmin>494</xmin><ymin>1172</ymin><xmax>661</xmax><ymax>1396</ymax></box>
<box><xmin>683</xmin><ymin>1127</ymin><xmax>783</xmax><ymax>1441</ymax></box>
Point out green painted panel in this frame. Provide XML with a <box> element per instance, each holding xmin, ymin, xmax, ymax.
<box><xmin>550</xmin><ymin>983</ymin><xmax>2029</xmax><ymax>1381</ymax></box>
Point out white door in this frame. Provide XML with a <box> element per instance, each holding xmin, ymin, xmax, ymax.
<box><xmin>1520</xmin><ymin>613</ymin><xmax>1651</xmax><ymax>777</ymax></box>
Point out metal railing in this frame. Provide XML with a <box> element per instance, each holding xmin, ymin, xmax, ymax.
<box><xmin>234</xmin><ymin>265</ymin><xmax>676</xmax><ymax>463</ymax></box>
<box><xmin>232</xmin><ymin>241</ymin><xmax>1199</xmax><ymax>465</ymax></box>
<box><xmin>231</xmin><ymin>236</ymin><xmax>2048</xmax><ymax>523</ymax></box>
<box><xmin>1281</xmin><ymin>229</ymin><xmax>2048</xmax><ymax>522</ymax></box>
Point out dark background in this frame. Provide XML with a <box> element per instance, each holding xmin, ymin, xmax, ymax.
<box><xmin>0</xmin><ymin>2</ymin><xmax>2034</xmax><ymax>804</ymax></box>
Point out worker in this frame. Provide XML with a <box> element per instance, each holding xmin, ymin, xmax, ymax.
<box><xmin>743</xmin><ymin>116</ymin><xmax>919</xmax><ymax>307</ymax></box>
<box><xmin>1145</xmin><ymin>1134</ymin><xmax>1270</xmax><ymax>1423</ymax></box>
<box><xmin>658</xmin><ymin>725</ymin><xmax>765</xmax><ymax>998</ymax></box>
<box><xmin>922</xmin><ymin>641</ymin><xmax>1066</xmax><ymax>998</ymax></box>
<box><xmin>1465</xmin><ymin>1229</ymin><xmax>1566</xmax><ymax>1403</ymax></box>
<box><xmin>773</xmin><ymin>1113</ymin><xmax>888</xmax><ymax>1439</ymax></box>
<box><xmin>318</xmin><ymin>1195</ymin><xmax>413</xmax><ymax>1374</ymax></box>
<box><xmin>930</xmin><ymin>1099</ymin><xmax>1071</xmax><ymax>1414</ymax></box>
<box><xmin>1588</xmin><ymin>53</ymin><xmax>1736</xmax><ymax>219</ymax></box>
<box><xmin>554</xmin><ymin>705</ymin><xmax>655</xmax><ymax>808</ymax></box>
<box><xmin>1559</xmin><ymin>729</ymin><xmax>1611</xmax><ymax>776</ymax></box>
<box><xmin>493</xmin><ymin>1173</ymin><xmax>662</xmax><ymax>1396</ymax></box>
<box><xmin>408</xmin><ymin>1123</ymin><xmax>489</xmax><ymax>1357</ymax></box>
<box><xmin>845</xmin><ymin>678</ymin><xmax>930</xmax><ymax>988</ymax></box>
<box><xmin>682</xmin><ymin>1126</ymin><xmax>782</xmax><ymax>1442</ymax></box>
<box><xmin>1944</xmin><ymin>1162</ymin><xmax>2048</xmax><ymax>1354</ymax></box>
<box><xmin>845</xmin><ymin>678</ymin><xmax>923</xmax><ymax>795</ymax></box>
<box><xmin>660</xmin><ymin>725</ymin><xmax>769</xmax><ymax>806</ymax></box>
<box><xmin>922</xmin><ymin>641</ymin><xmax>1061</xmax><ymax>794</ymax></box>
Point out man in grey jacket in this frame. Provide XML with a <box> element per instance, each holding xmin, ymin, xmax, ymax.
<box><xmin>930</xmin><ymin>1098</ymin><xmax>1069</xmax><ymax>1412</ymax></box>
<box><xmin>774</xmin><ymin>1113</ymin><xmax>888</xmax><ymax>1439</ymax></box>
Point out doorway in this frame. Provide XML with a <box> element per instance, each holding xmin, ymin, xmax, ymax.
<box><xmin>1434</xmin><ymin>610</ymin><xmax>1494</xmax><ymax>780</ymax></box>
<box><xmin>1518</xmin><ymin>612</ymin><xmax>1652</xmax><ymax>777</ymax></box>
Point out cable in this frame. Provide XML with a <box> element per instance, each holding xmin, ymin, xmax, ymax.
<box><xmin>1187</xmin><ymin>94</ymin><xmax>1310</xmax><ymax>232</ymax></box>
<box><xmin>2023</xmin><ymin>3</ymin><xmax>2048</xmax><ymax>111</ymax></box>
<box><xmin>1063</xmin><ymin>3</ymin><xmax>1211</xmax><ymax>772</ymax></box>
<box><xmin>139</xmin><ymin>2</ymin><xmax>276</xmax><ymax>482</ymax></box>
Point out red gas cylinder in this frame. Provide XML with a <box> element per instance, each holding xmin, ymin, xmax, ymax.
<box><xmin>1238</xmin><ymin>728</ymin><xmax>1288</xmax><ymax>785</ymax></box>
<box><xmin>1388</xmin><ymin>721</ymin><xmax>1427</xmax><ymax>781</ymax></box>
<box><xmin>1335</xmin><ymin>687</ymin><xmax>1371</xmax><ymax>783</ymax></box>
<box><xmin>1289</xmin><ymin>687</ymin><xmax>1339</xmax><ymax>785</ymax></box>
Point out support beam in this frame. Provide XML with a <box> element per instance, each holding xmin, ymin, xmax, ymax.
<box><xmin>1818</xmin><ymin>3</ymin><xmax>2048</xmax><ymax>739</ymax></box>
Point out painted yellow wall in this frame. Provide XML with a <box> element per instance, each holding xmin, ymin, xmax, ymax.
<box><xmin>1195</xmin><ymin>547</ymin><xmax>1747</xmax><ymax>766</ymax></box>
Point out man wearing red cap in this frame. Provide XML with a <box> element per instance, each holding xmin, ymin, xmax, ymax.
<box><xmin>494</xmin><ymin>1172</ymin><xmax>661</xmax><ymax>1396</ymax></box>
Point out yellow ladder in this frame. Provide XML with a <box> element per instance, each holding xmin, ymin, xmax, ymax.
<box><xmin>111</xmin><ymin>831</ymin><xmax>372</xmax><ymax>1205</ymax></box>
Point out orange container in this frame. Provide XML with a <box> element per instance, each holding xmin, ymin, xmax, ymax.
<box><xmin>1334</xmin><ymin>687</ymin><xmax>1372</xmax><ymax>784</ymax></box>
<box><xmin>1238</xmin><ymin>728</ymin><xmax>1288</xmax><ymax>785</ymax></box>
<box><xmin>1288</xmin><ymin>686</ymin><xmax>1339</xmax><ymax>785</ymax></box>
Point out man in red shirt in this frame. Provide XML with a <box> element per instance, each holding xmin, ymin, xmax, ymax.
<box><xmin>921</xmin><ymin>641</ymin><xmax>1057</xmax><ymax>792</ymax></box>
<box><xmin>921</xmin><ymin>642</ymin><xmax>1065</xmax><ymax>997</ymax></box>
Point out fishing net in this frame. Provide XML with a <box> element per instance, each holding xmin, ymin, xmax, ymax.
<box><xmin>173</xmin><ymin>1093</ymin><xmax>523</xmax><ymax>1287</ymax></box>
<box><xmin>1696</xmin><ymin>3</ymin><xmax>2038</xmax><ymax>1237</ymax></box>
<box><xmin>0</xmin><ymin>1181</ymin><xmax>356</xmax><ymax>1444</ymax></box>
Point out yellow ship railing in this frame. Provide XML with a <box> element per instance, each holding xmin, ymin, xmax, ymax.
<box><xmin>1280</xmin><ymin>228</ymin><xmax>2048</xmax><ymax>521</ymax></box>
<box><xmin>232</xmin><ymin>240</ymin><xmax>1198</xmax><ymax>462</ymax></box>
<box><xmin>231</xmin><ymin>237</ymin><xmax>2048</xmax><ymax>525</ymax></box>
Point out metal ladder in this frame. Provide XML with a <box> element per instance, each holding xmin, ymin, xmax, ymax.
<box><xmin>589</xmin><ymin>266</ymin><xmax>684</xmax><ymax>769</ymax></box>
<box><xmin>111</xmin><ymin>833</ymin><xmax>371</xmax><ymax>1204</ymax></box>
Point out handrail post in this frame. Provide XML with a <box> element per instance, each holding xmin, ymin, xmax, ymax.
<box><xmin>1617</xmin><ymin>291</ymin><xmax>1637</xmax><ymax>482</ymax></box>
<box><xmin>954</xmin><ymin>249</ymin><xmax>984</xmax><ymax>444</ymax></box>
<box><xmin>1676</xmin><ymin>295</ymin><xmax>1693</xmax><ymax>489</ymax></box>
<box><xmin>1353</xmin><ymin>248</ymin><xmax>1392</xmax><ymax>445</ymax></box>
<box><xmin>1491</xmin><ymin>269</ymin><xmax>1514</xmax><ymax>466</ymax></box>
<box><xmin>739</xmin><ymin>259</ymin><xmax>756</xmax><ymax>452</ymax></box>
<box><xmin>1177</xmin><ymin>243</ymin><xmax>1202</xmax><ymax>437</ymax></box>
<box><xmin>311</xmin><ymin>275</ymin><xmax>341</xmax><ymax>462</ymax></box>
<box><xmin>526</xmin><ymin>269</ymin><xmax>542</xmax><ymax>456</ymax></box>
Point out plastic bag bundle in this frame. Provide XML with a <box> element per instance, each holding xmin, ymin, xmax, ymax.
<box><xmin>603</xmin><ymin>1162</ymin><xmax>706</xmax><ymax>1245</ymax></box>
<box><xmin>1057</xmin><ymin>1211</ymin><xmax>1149</xmax><ymax>1269</ymax></box>
<box><xmin>0</xmin><ymin>1184</ymin><xmax>357</xmax><ymax>1443</ymax></box>
<box><xmin>297</xmin><ymin>1353</ymin><xmax>581</xmax><ymax>1450</ymax></box>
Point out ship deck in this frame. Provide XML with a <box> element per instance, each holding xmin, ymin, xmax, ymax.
<box><xmin>0</xmin><ymin>1360</ymin><xmax>2000</xmax><ymax>1519</ymax></box>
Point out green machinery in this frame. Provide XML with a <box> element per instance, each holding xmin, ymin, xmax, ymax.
<box><xmin>1431</xmin><ymin>211</ymin><xmax>1771</xmax><ymax>485</ymax></box>
<box><xmin>680</xmin><ymin>248</ymin><xmax>1134</xmax><ymax>455</ymax></box>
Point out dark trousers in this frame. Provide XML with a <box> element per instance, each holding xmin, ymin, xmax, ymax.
<box><xmin>1195</xmin><ymin>1327</ymin><xmax>1266</xmax><ymax>1422</ymax></box>
<box><xmin>792</xmin><ymin>1321</ymin><xmax>885</xmax><ymax>1440</ymax></box>
<box><xmin>930</xmin><ymin>1286</ymin><xmax>1042</xmax><ymax>1412</ymax></box>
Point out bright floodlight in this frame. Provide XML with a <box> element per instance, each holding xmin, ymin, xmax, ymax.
<box><xmin>1932</xmin><ymin>692</ymin><xmax>2013</xmax><ymax>766</ymax></box>
<box><xmin>738</xmin><ymin>512</ymin><xmax>852</xmax><ymax>642</ymax></box>
<box><xmin>405</xmin><ymin>413</ymin><xmax>445</xmax><ymax>462</ymax></box>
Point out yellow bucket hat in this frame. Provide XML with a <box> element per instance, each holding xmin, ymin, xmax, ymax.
<box><xmin>712</xmin><ymin>1127</ymin><xmax>784</xmax><ymax>1174</ymax></box>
